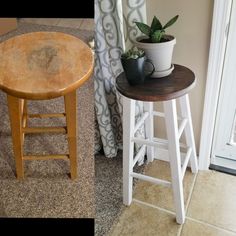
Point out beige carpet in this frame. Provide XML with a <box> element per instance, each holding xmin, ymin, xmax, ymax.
<box><xmin>0</xmin><ymin>23</ymin><xmax>94</xmax><ymax>218</ymax></box>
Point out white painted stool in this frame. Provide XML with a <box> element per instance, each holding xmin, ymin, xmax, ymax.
<box><xmin>116</xmin><ymin>64</ymin><xmax>198</xmax><ymax>224</ymax></box>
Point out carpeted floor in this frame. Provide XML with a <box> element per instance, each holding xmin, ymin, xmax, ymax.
<box><xmin>95</xmin><ymin>152</ymin><xmax>124</xmax><ymax>235</ymax></box>
<box><xmin>0</xmin><ymin>23</ymin><xmax>95</xmax><ymax>218</ymax></box>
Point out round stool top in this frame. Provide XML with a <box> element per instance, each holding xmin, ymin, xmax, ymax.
<box><xmin>116</xmin><ymin>64</ymin><xmax>195</xmax><ymax>101</ymax></box>
<box><xmin>0</xmin><ymin>32</ymin><xmax>94</xmax><ymax>100</ymax></box>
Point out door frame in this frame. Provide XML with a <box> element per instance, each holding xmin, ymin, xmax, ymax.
<box><xmin>198</xmin><ymin>0</ymin><xmax>233</xmax><ymax>170</ymax></box>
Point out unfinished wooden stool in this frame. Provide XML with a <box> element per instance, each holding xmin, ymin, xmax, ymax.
<box><xmin>0</xmin><ymin>32</ymin><xmax>94</xmax><ymax>179</ymax></box>
<box><xmin>116</xmin><ymin>64</ymin><xmax>198</xmax><ymax>224</ymax></box>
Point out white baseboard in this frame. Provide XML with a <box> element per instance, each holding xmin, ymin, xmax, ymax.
<box><xmin>154</xmin><ymin>148</ymin><xmax>193</xmax><ymax>167</ymax></box>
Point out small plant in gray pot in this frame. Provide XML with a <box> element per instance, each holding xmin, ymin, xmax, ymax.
<box><xmin>121</xmin><ymin>47</ymin><xmax>155</xmax><ymax>86</ymax></box>
<box><xmin>134</xmin><ymin>15</ymin><xmax>179</xmax><ymax>78</ymax></box>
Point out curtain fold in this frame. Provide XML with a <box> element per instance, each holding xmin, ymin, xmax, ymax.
<box><xmin>94</xmin><ymin>0</ymin><xmax>147</xmax><ymax>160</ymax></box>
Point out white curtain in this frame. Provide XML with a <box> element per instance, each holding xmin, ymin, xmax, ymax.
<box><xmin>94</xmin><ymin>0</ymin><xmax>147</xmax><ymax>160</ymax></box>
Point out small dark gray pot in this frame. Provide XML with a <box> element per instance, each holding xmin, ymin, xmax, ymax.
<box><xmin>121</xmin><ymin>56</ymin><xmax>155</xmax><ymax>86</ymax></box>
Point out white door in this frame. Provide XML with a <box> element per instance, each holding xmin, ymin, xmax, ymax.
<box><xmin>211</xmin><ymin>0</ymin><xmax>236</xmax><ymax>170</ymax></box>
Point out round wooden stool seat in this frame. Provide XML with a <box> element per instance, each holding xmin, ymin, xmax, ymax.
<box><xmin>0</xmin><ymin>31</ymin><xmax>93</xmax><ymax>100</ymax></box>
<box><xmin>116</xmin><ymin>64</ymin><xmax>195</xmax><ymax>101</ymax></box>
<box><xmin>0</xmin><ymin>32</ymin><xmax>94</xmax><ymax>179</ymax></box>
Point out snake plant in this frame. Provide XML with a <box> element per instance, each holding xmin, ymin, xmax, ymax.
<box><xmin>135</xmin><ymin>15</ymin><xmax>179</xmax><ymax>43</ymax></box>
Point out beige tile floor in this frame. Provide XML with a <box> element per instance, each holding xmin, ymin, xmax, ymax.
<box><xmin>18</xmin><ymin>18</ymin><xmax>94</xmax><ymax>31</ymax></box>
<box><xmin>110</xmin><ymin>160</ymin><xmax>236</xmax><ymax>236</ymax></box>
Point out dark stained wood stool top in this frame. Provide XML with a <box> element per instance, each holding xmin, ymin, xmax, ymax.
<box><xmin>116</xmin><ymin>64</ymin><xmax>195</xmax><ymax>101</ymax></box>
<box><xmin>0</xmin><ymin>32</ymin><xmax>94</xmax><ymax>100</ymax></box>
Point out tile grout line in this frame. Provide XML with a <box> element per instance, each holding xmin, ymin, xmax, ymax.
<box><xmin>177</xmin><ymin>172</ymin><xmax>198</xmax><ymax>236</ymax></box>
<box><xmin>185</xmin><ymin>172</ymin><xmax>198</xmax><ymax>211</ymax></box>
<box><xmin>133</xmin><ymin>198</ymin><xmax>176</xmax><ymax>216</ymax></box>
<box><xmin>133</xmin><ymin>199</ymin><xmax>184</xmax><ymax>236</ymax></box>
<box><xmin>176</xmin><ymin>221</ymin><xmax>184</xmax><ymax>236</ymax></box>
<box><xmin>176</xmin><ymin>225</ymin><xmax>183</xmax><ymax>236</ymax></box>
<box><xmin>185</xmin><ymin>216</ymin><xmax>236</xmax><ymax>235</ymax></box>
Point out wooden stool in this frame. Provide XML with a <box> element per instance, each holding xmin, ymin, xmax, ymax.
<box><xmin>116</xmin><ymin>64</ymin><xmax>198</xmax><ymax>224</ymax></box>
<box><xmin>0</xmin><ymin>32</ymin><xmax>94</xmax><ymax>179</ymax></box>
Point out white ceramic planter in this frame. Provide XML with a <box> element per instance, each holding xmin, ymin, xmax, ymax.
<box><xmin>135</xmin><ymin>35</ymin><xmax>176</xmax><ymax>78</ymax></box>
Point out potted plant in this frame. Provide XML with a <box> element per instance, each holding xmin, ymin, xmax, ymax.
<box><xmin>134</xmin><ymin>15</ymin><xmax>179</xmax><ymax>78</ymax></box>
<box><xmin>121</xmin><ymin>47</ymin><xmax>155</xmax><ymax>85</ymax></box>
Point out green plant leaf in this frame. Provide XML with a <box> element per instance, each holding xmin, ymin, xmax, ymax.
<box><xmin>121</xmin><ymin>47</ymin><xmax>145</xmax><ymax>59</ymax></box>
<box><xmin>135</xmin><ymin>22</ymin><xmax>151</xmax><ymax>36</ymax></box>
<box><xmin>163</xmin><ymin>15</ymin><xmax>179</xmax><ymax>29</ymax></box>
<box><xmin>151</xmin><ymin>16</ymin><xmax>162</xmax><ymax>32</ymax></box>
<box><xmin>151</xmin><ymin>30</ymin><xmax>165</xmax><ymax>43</ymax></box>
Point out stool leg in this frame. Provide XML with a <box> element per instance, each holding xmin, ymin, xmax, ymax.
<box><xmin>179</xmin><ymin>94</ymin><xmax>198</xmax><ymax>173</ymax></box>
<box><xmin>143</xmin><ymin>102</ymin><xmax>154</xmax><ymax>162</ymax></box>
<box><xmin>64</xmin><ymin>91</ymin><xmax>77</xmax><ymax>180</ymax></box>
<box><xmin>22</xmin><ymin>100</ymin><xmax>28</xmax><ymax>128</ymax></box>
<box><xmin>22</xmin><ymin>100</ymin><xmax>28</xmax><ymax>143</ymax></box>
<box><xmin>7</xmin><ymin>95</ymin><xmax>24</xmax><ymax>179</ymax></box>
<box><xmin>123</xmin><ymin>96</ymin><xmax>135</xmax><ymax>205</ymax></box>
<box><xmin>163</xmin><ymin>99</ymin><xmax>185</xmax><ymax>224</ymax></box>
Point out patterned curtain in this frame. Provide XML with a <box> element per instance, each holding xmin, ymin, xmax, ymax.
<box><xmin>94</xmin><ymin>0</ymin><xmax>147</xmax><ymax>159</ymax></box>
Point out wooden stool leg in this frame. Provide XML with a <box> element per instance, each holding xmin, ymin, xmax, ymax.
<box><xmin>22</xmin><ymin>100</ymin><xmax>28</xmax><ymax>128</ymax></box>
<box><xmin>22</xmin><ymin>100</ymin><xmax>28</xmax><ymax>143</ymax></box>
<box><xmin>163</xmin><ymin>99</ymin><xmax>185</xmax><ymax>224</ymax></box>
<box><xmin>179</xmin><ymin>94</ymin><xmax>198</xmax><ymax>173</ymax></box>
<box><xmin>144</xmin><ymin>102</ymin><xmax>154</xmax><ymax>162</ymax></box>
<box><xmin>64</xmin><ymin>90</ymin><xmax>77</xmax><ymax>180</ymax></box>
<box><xmin>7</xmin><ymin>95</ymin><xmax>24</xmax><ymax>179</ymax></box>
<box><xmin>123</xmin><ymin>96</ymin><xmax>135</xmax><ymax>205</ymax></box>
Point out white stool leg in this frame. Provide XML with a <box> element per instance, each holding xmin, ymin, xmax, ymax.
<box><xmin>144</xmin><ymin>101</ymin><xmax>154</xmax><ymax>162</ymax></box>
<box><xmin>163</xmin><ymin>99</ymin><xmax>185</xmax><ymax>224</ymax></box>
<box><xmin>179</xmin><ymin>94</ymin><xmax>198</xmax><ymax>173</ymax></box>
<box><xmin>123</xmin><ymin>96</ymin><xmax>135</xmax><ymax>205</ymax></box>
